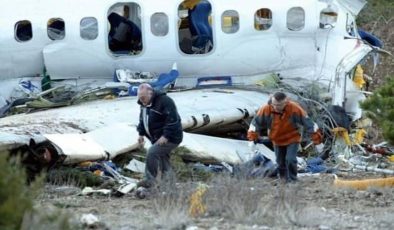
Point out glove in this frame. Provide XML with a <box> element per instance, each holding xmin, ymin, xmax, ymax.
<box><xmin>311</xmin><ymin>130</ymin><xmax>323</xmax><ymax>145</ymax></box>
<box><xmin>247</xmin><ymin>131</ymin><xmax>258</xmax><ymax>142</ymax></box>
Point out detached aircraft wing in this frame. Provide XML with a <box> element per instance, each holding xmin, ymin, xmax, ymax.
<box><xmin>0</xmin><ymin>88</ymin><xmax>273</xmax><ymax>164</ymax></box>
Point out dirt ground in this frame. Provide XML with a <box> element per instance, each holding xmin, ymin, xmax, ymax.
<box><xmin>36</xmin><ymin>170</ymin><xmax>394</xmax><ymax>230</ymax></box>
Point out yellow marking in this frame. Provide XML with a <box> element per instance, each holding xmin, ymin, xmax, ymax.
<box><xmin>189</xmin><ymin>183</ymin><xmax>208</xmax><ymax>217</ymax></box>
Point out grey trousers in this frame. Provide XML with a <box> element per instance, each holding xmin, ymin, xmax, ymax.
<box><xmin>274</xmin><ymin>143</ymin><xmax>299</xmax><ymax>182</ymax></box>
<box><xmin>145</xmin><ymin>142</ymin><xmax>179</xmax><ymax>182</ymax></box>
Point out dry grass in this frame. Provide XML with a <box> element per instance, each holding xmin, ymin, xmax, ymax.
<box><xmin>20</xmin><ymin>204</ymin><xmax>76</xmax><ymax>230</ymax></box>
<box><xmin>35</xmin><ymin>171</ymin><xmax>394</xmax><ymax>229</ymax></box>
<box><xmin>144</xmin><ymin>174</ymin><xmax>192</xmax><ymax>229</ymax></box>
<box><xmin>203</xmin><ymin>175</ymin><xmax>315</xmax><ymax>227</ymax></box>
<box><xmin>141</xmin><ymin>173</ymin><xmax>394</xmax><ymax>228</ymax></box>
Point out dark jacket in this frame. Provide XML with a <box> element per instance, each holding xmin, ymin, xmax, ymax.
<box><xmin>137</xmin><ymin>91</ymin><xmax>183</xmax><ymax>144</ymax></box>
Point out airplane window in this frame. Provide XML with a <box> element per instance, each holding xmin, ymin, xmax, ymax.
<box><xmin>107</xmin><ymin>2</ymin><xmax>143</xmax><ymax>55</ymax></box>
<box><xmin>222</xmin><ymin>10</ymin><xmax>239</xmax><ymax>34</ymax></box>
<box><xmin>151</xmin><ymin>13</ymin><xmax>168</xmax><ymax>36</ymax></box>
<box><xmin>80</xmin><ymin>17</ymin><xmax>98</xmax><ymax>40</ymax></box>
<box><xmin>287</xmin><ymin>7</ymin><xmax>305</xmax><ymax>31</ymax></box>
<box><xmin>47</xmin><ymin>18</ymin><xmax>65</xmax><ymax>40</ymax></box>
<box><xmin>178</xmin><ymin>0</ymin><xmax>213</xmax><ymax>55</ymax></box>
<box><xmin>15</xmin><ymin>20</ymin><xmax>33</xmax><ymax>42</ymax></box>
<box><xmin>255</xmin><ymin>8</ymin><xmax>272</xmax><ymax>31</ymax></box>
<box><xmin>320</xmin><ymin>5</ymin><xmax>338</xmax><ymax>29</ymax></box>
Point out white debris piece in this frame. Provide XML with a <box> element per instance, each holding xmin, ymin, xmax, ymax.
<box><xmin>80</xmin><ymin>213</ymin><xmax>99</xmax><ymax>226</ymax></box>
<box><xmin>81</xmin><ymin>187</ymin><xmax>111</xmax><ymax>196</ymax></box>
<box><xmin>125</xmin><ymin>159</ymin><xmax>146</xmax><ymax>173</ymax></box>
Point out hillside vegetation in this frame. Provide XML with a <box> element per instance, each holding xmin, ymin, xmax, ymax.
<box><xmin>358</xmin><ymin>0</ymin><xmax>393</xmax><ymax>87</ymax></box>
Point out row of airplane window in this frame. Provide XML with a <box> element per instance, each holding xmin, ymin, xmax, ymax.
<box><xmin>15</xmin><ymin>17</ymin><xmax>98</xmax><ymax>42</ymax></box>
<box><xmin>14</xmin><ymin>2</ymin><xmax>327</xmax><ymax>56</ymax></box>
<box><xmin>14</xmin><ymin>8</ymin><xmax>305</xmax><ymax>41</ymax></box>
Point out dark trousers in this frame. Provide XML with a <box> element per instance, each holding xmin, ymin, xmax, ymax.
<box><xmin>145</xmin><ymin>142</ymin><xmax>178</xmax><ymax>183</ymax></box>
<box><xmin>274</xmin><ymin>143</ymin><xmax>299</xmax><ymax>182</ymax></box>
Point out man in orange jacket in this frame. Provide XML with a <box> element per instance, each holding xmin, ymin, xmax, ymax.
<box><xmin>247</xmin><ymin>92</ymin><xmax>322</xmax><ymax>182</ymax></box>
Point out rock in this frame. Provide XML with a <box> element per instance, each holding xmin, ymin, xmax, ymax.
<box><xmin>135</xmin><ymin>187</ymin><xmax>149</xmax><ymax>199</ymax></box>
<box><xmin>80</xmin><ymin>213</ymin><xmax>99</xmax><ymax>226</ymax></box>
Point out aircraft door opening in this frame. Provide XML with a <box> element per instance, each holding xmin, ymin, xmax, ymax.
<box><xmin>107</xmin><ymin>2</ymin><xmax>142</xmax><ymax>55</ymax></box>
<box><xmin>178</xmin><ymin>0</ymin><xmax>213</xmax><ymax>55</ymax></box>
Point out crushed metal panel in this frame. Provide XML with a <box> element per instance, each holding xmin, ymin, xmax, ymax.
<box><xmin>0</xmin><ymin>132</ymin><xmax>31</xmax><ymax>151</ymax></box>
<box><xmin>125</xmin><ymin>159</ymin><xmax>146</xmax><ymax>173</ymax></box>
<box><xmin>44</xmin><ymin>123</ymin><xmax>141</xmax><ymax>164</ymax></box>
<box><xmin>85</xmin><ymin>123</ymin><xmax>140</xmax><ymax>157</ymax></box>
<box><xmin>44</xmin><ymin>133</ymin><xmax>108</xmax><ymax>164</ymax></box>
<box><xmin>332</xmin><ymin>44</ymin><xmax>372</xmax><ymax>120</ymax></box>
<box><xmin>174</xmin><ymin>132</ymin><xmax>276</xmax><ymax>164</ymax></box>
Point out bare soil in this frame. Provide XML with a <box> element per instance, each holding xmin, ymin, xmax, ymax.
<box><xmin>37</xmin><ymin>171</ymin><xmax>394</xmax><ymax>230</ymax></box>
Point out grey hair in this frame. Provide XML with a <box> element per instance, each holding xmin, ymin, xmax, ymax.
<box><xmin>138</xmin><ymin>83</ymin><xmax>153</xmax><ymax>91</ymax></box>
<box><xmin>273</xmin><ymin>92</ymin><xmax>287</xmax><ymax>101</ymax></box>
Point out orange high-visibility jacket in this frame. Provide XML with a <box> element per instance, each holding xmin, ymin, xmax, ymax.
<box><xmin>251</xmin><ymin>101</ymin><xmax>314</xmax><ymax>146</ymax></box>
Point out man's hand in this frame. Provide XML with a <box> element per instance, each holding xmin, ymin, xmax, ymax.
<box><xmin>156</xmin><ymin>136</ymin><xmax>168</xmax><ymax>145</ymax></box>
<box><xmin>311</xmin><ymin>130</ymin><xmax>323</xmax><ymax>145</ymax></box>
<box><xmin>138</xmin><ymin>136</ymin><xmax>145</xmax><ymax>146</ymax></box>
<box><xmin>247</xmin><ymin>131</ymin><xmax>258</xmax><ymax>142</ymax></box>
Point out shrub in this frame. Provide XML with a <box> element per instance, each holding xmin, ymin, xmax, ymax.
<box><xmin>360</xmin><ymin>77</ymin><xmax>394</xmax><ymax>144</ymax></box>
<box><xmin>0</xmin><ymin>152</ymin><xmax>43</xmax><ymax>230</ymax></box>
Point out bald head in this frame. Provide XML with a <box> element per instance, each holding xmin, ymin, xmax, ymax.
<box><xmin>137</xmin><ymin>83</ymin><xmax>153</xmax><ymax>106</ymax></box>
<box><xmin>271</xmin><ymin>92</ymin><xmax>288</xmax><ymax>113</ymax></box>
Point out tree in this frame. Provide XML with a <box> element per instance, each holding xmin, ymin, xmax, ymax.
<box><xmin>360</xmin><ymin>77</ymin><xmax>394</xmax><ymax>145</ymax></box>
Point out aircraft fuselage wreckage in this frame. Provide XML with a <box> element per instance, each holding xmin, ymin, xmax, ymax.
<box><xmin>0</xmin><ymin>0</ymin><xmax>385</xmax><ymax>173</ymax></box>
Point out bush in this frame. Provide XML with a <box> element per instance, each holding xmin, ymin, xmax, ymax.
<box><xmin>171</xmin><ymin>147</ymin><xmax>213</xmax><ymax>182</ymax></box>
<box><xmin>0</xmin><ymin>152</ymin><xmax>43</xmax><ymax>230</ymax></box>
<box><xmin>46</xmin><ymin>167</ymin><xmax>104</xmax><ymax>188</ymax></box>
<box><xmin>360</xmin><ymin>77</ymin><xmax>394</xmax><ymax>144</ymax></box>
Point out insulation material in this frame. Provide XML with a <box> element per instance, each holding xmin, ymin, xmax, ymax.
<box><xmin>332</xmin><ymin>127</ymin><xmax>352</xmax><ymax>146</ymax></box>
<box><xmin>353</xmin><ymin>65</ymin><xmax>365</xmax><ymax>89</ymax></box>
<box><xmin>353</xmin><ymin>129</ymin><xmax>367</xmax><ymax>145</ymax></box>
